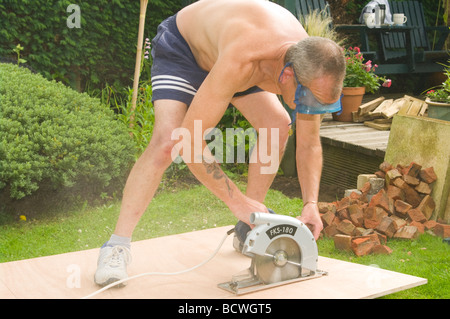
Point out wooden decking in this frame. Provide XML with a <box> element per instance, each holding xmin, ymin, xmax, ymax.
<box><xmin>320</xmin><ymin>119</ymin><xmax>390</xmax><ymax>158</ymax></box>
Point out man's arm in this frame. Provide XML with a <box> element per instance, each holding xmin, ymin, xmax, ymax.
<box><xmin>178</xmin><ymin>54</ymin><xmax>268</xmax><ymax>226</ymax></box>
<box><xmin>295</xmin><ymin>113</ymin><xmax>323</xmax><ymax>239</ymax></box>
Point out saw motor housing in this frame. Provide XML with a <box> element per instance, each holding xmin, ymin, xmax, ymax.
<box><xmin>243</xmin><ymin>213</ymin><xmax>318</xmax><ymax>279</ymax></box>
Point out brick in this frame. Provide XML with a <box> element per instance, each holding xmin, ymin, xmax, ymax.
<box><xmin>379</xmin><ymin>161</ymin><xmax>394</xmax><ymax>173</ymax></box>
<box><xmin>394</xmin><ymin>200</ymin><xmax>412</xmax><ymax>217</ymax></box>
<box><xmin>403</xmin><ymin>174</ymin><xmax>420</xmax><ymax>186</ymax></box>
<box><xmin>423</xmin><ymin>220</ymin><xmax>437</xmax><ymax>230</ymax></box>
<box><xmin>369</xmin><ymin>178</ymin><xmax>385</xmax><ymax>195</ymax></box>
<box><xmin>393</xmin><ymin>177</ymin><xmax>407</xmax><ymax>189</ymax></box>
<box><xmin>385</xmin><ymin>169</ymin><xmax>402</xmax><ymax>185</ymax></box>
<box><xmin>375</xmin><ymin>231</ymin><xmax>387</xmax><ymax>244</ymax></box>
<box><xmin>415</xmin><ymin>181</ymin><xmax>432</xmax><ymax>195</ymax></box>
<box><xmin>372</xmin><ymin>244</ymin><xmax>393</xmax><ymax>255</ymax></box>
<box><xmin>364</xmin><ymin>233</ymin><xmax>381</xmax><ymax>245</ymax></box>
<box><xmin>364</xmin><ymin>206</ymin><xmax>388</xmax><ymax>229</ymax></box>
<box><xmin>417</xmin><ymin>195</ymin><xmax>436</xmax><ymax>220</ymax></box>
<box><xmin>337</xmin><ymin>219</ymin><xmax>356</xmax><ymax>236</ymax></box>
<box><xmin>374</xmin><ymin>170</ymin><xmax>385</xmax><ymax>179</ymax></box>
<box><xmin>409</xmin><ymin>221</ymin><xmax>425</xmax><ymax>234</ymax></box>
<box><xmin>403</xmin><ymin>184</ymin><xmax>422</xmax><ymax>208</ymax></box>
<box><xmin>351</xmin><ymin>237</ymin><xmax>375</xmax><ymax>256</ymax></box>
<box><xmin>354</xmin><ymin>227</ymin><xmax>365</xmax><ymax>236</ymax></box>
<box><xmin>391</xmin><ymin>215</ymin><xmax>407</xmax><ymax>231</ymax></box>
<box><xmin>403</xmin><ymin>162</ymin><xmax>422</xmax><ymax>178</ymax></box>
<box><xmin>323</xmin><ymin>224</ymin><xmax>339</xmax><ymax>237</ymax></box>
<box><xmin>332</xmin><ymin>216</ymin><xmax>341</xmax><ymax>226</ymax></box>
<box><xmin>434</xmin><ymin>223</ymin><xmax>450</xmax><ymax>238</ymax></box>
<box><xmin>321</xmin><ymin>210</ymin><xmax>336</xmax><ymax>228</ymax></box>
<box><xmin>419</xmin><ymin>167</ymin><xmax>437</xmax><ymax>184</ymax></box>
<box><xmin>318</xmin><ymin>202</ymin><xmax>334</xmax><ymax>214</ymax></box>
<box><xmin>348</xmin><ymin>204</ymin><xmax>364</xmax><ymax>227</ymax></box>
<box><xmin>360</xmin><ymin>181</ymin><xmax>371</xmax><ymax>194</ymax></box>
<box><xmin>369</xmin><ymin>189</ymin><xmax>391</xmax><ymax>213</ymax></box>
<box><xmin>335</xmin><ymin>196</ymin><xmax>350</xmax><ymax>211</ymax></box>
<box><xmin>349</xmin><ymin>190</ymin><xmax>362</xmax><ymax>202</ymax></box>
<box><xmin>394</xmin><ymin>226</ymin><xmax>419</xmax><ymax>239</ymax></box>
<box><xmin>333</xmin><ymin>234</ymin><xmax>353</xmax><ymax>251</ymax></box>
<box><xmin>386</xmin><ymin>185</ymin><xmax>405</xmax><ymax>201</ymax></box>
<box><xmin>337</xmin><ymin>208</ymin><xmax>350</xmax><ymax>221</ymax></box>
<box><xmin>376</xmin><ymin>216</ymin><xmax>397</xmax><ymax>238</ymax></box>
<box><xmin>407</xmin><ymin>208</ymin><xmax>427</xmax><ymax>223</ymax></box>
<box><xmin>357</xmin><ymin>174</ymin><xmax>377</xmax><ymax>190</ymax></box>
<box><xmin>361</xmin><ymin>228</ymin><xmax>375</xmax><ymax>236</ymax></box>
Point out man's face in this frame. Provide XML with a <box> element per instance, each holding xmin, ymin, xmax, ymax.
<box><xmin>282</xmin><ymin>74</ymin><xmax>341</xmax><ymax>111</ymax></box>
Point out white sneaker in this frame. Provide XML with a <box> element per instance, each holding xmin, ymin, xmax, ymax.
<box><xmin>94</xmin><ymin>245</ymin><xmax>132</xmax><ymax>287</ymax></box>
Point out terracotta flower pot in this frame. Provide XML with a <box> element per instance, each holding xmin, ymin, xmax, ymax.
<box><xmin>333</xmin><ymin>87</ymin><xmax>365</xmax><ymax>122</ymax></box>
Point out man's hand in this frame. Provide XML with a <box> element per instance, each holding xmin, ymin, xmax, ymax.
<box><xmin>298</xmin><ymin>203</ymin><xmax>323</xmax><ymax>240</ymax></box>
<box><xmin>229</xmin><ymin>196</ymin><xmax>269</xmax><ymax>228</ymax></box>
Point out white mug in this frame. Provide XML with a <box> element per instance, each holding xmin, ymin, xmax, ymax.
<box><xmin>365</xmin><ymin>13</ymin><xmax>376</xmax><ymax>28</ymax></box>
<box><xmin>393</xmin><ymin>13</ymin><xmax>407</xmax><ymax>25</ymax></box>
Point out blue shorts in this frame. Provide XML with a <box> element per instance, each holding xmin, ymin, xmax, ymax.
<box><xmin>150</xmin><ymin>14</ymin><xmax>263</xmax><ymax>106</ymax></box>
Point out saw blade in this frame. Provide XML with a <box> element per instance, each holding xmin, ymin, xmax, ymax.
<box><xmin>254</xmin><ymin>237</ymin><xmax>301</xmax><ymax>284</ymax></box>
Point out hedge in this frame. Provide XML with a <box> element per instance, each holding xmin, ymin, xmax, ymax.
<box><xmin>0</xmin><ymin>0</ymin><xmax>182</xmax><ymax>91</ymax></box>
<box><xmin>0</xmin><ymin>63</ymin><xmax>136</xmax><ymax>212</ymax></box>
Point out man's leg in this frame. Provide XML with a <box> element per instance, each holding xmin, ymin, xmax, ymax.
<box><xmin>231</xmin><ymin>91</ymin><xmax>291</xmax><ymax>203</ymax></box>
<box><xmin>95</xmin><ymin>99</ymin><xmax>187</xmax><ymax>286</ymax></box>
<box><xmin>114</xmin><ymin>100</ymin><xmax>188</xmax><ymax>237</ymax></box>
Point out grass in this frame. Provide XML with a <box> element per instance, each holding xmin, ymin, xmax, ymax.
<box><xmin>1</xmin><ymin>178</ymin><xmax>449</xmax><ymax>299</ymax></box>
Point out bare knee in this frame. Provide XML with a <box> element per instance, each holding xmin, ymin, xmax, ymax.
<box><xmin>140</xmin><ymin>134</ymin><xmax>178</xmax><ymax>169</ymax></box>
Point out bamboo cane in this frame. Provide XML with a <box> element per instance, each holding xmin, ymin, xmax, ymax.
<box><xmin>130</xmin><ymin>0</ymin><xmax>149</xmax><ymax>129</ymax></box>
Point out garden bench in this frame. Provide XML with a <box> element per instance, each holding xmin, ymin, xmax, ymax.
<box><xmin>335</xmin><ymin>0</ymin><xmax>449</xmax><ymax>75</ymax></box>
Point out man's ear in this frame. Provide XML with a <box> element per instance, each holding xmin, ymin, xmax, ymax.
<box><xmin>278</xmin><ymin>66</ymin><xmax>295</xmax><ymax>84</ymax></box>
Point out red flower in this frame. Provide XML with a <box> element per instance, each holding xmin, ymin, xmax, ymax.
<box><xmin>382</xmin><ymin>79</ymin><xmax>392</xmax><ymax>88</ymax></box>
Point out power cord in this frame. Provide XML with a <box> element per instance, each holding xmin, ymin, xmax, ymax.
<box><xmin>82</xmin><ymin>227</ymin><xmax>235</xmax><ymax>299</ymax></box>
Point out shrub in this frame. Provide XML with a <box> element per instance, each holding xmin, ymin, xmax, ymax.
<box><xmin>0</xmin><ymin>63</ymin><xmax>136</xmax><ymax>210</ymax></box>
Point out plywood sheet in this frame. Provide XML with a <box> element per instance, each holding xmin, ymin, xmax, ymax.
<box><xmin>0</xmin><ymin>226</ymin><xmax>426</xmax><ymax>299</ymax></box>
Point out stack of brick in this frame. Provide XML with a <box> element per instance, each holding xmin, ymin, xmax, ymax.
<box><xmin>319</xmin><ymin>161</ymin><xmax>450</xmax><ymax>256</ymax></box>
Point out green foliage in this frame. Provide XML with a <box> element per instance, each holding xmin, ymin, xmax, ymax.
<box><xmin>12</xmin><ymin>43</ymin><xmax>26</xmax><ymax>66</ymax></box>
<box><xmin>215</xmin><ymin>107</ymin><xmax>255</xmax><ymax>175</ymax></box>
<box><xmin>107</xmin><ymin>83</ymin><xmax>155</xmax><ymax>158</ymax></box>
<box><xmin>425</xmin><ymin>60</ymin><xmax>450</xmax><ymax>103</ymax></box>
<box><xmin>0</xmin><ymin>63</ymin><xmax>136</xmax><ymax>207</ymax></box>
<box><xmin>0</xmin><ymin>0</ymin><xmax>182</xmax><ymax>91</ymax></box>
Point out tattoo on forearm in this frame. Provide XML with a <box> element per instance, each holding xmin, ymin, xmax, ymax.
<box><xmin>202</xmin><ymin>160</ymin><xmax>234</xmax><ymax>198</ymax></box>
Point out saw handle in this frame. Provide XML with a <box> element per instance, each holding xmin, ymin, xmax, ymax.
<box><xmin>250</xmin><ymin>212</ymin><xmax>301</xmax><ymax>226</ymax></box>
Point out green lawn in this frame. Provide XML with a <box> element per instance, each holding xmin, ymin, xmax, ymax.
<box><xmin>1</xmin><ymin>180</ymin><xmax>449</xmax><ymax>298</ymax></box>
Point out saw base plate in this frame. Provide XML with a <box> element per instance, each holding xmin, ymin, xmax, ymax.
<box><xmin>218</xmin><ymin>267</ymin><xmax>328</xmax><ymax>295</ymax></box>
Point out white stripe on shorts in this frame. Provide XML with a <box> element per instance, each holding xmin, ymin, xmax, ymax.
<box><xmin>151</xmin><ymin>75</ymin><xmax>190</xmax><ymax>83</ymax></box>
<box><xmin>152</xmin><ymin>85</ymin><xmax>197</xmax><ymax>96</ymax></box>
<box><xmin>151</xmin><ymin>75</ymin><xmax>197</xmax><ymax>96</ymax></box>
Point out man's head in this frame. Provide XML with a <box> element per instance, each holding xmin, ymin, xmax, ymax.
<box><xmin>281</xmin><ymin>36</ymin><xmax>346</xmax><ymax>111</ymax></box>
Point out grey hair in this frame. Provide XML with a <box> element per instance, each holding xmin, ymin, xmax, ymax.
<box><xmin>284</xmin><ymin>36</ymin><xmax>345</xmax><ymax>98</ymax></box>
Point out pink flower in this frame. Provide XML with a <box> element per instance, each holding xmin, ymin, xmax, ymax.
<box><xmin>427</xmin><ymin>90</ymin><xmax>435</xmax><ymax>94</ymax></box>
<box><xmin>354</xmin><ymin>47</ymin><xmax>361</xmax><ymax>53</ymax></box>
<box><xmin>382</xmin><ymin>79</ymin><xmax>392</xmax><ymax>88</ymax></box>
<box><xmin>365</xmin><ymin>60</ymin><xmax>372</xmax><ymax>72</ymax></box>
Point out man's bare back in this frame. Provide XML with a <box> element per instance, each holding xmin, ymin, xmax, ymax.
<box><xmin>177</xmin><ymin>0</ymin><xmax>308</xmax><ymax>93</ymax></box>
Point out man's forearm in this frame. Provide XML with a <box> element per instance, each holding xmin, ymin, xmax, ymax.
<box><xmin>296</xmin><ymin>135</ymin><xmax>322</xmax><ymax>204</ymax></box>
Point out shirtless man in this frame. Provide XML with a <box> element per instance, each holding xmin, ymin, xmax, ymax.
<box><xmin>94</xmin><ymin>0</ymin><xmax>345</xmax><ymax>286</ymax></box>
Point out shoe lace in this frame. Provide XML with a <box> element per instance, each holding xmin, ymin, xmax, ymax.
<box><xmin>104</xmin><ymin>246</ymin><xmax>132</xmax><ymax>267</ymax></box>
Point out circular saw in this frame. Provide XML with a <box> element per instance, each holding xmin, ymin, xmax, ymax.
<box><xmin>219</xmin><ymin>212</ymin><xmax>327</xmax><ymax>295</ymax></box>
